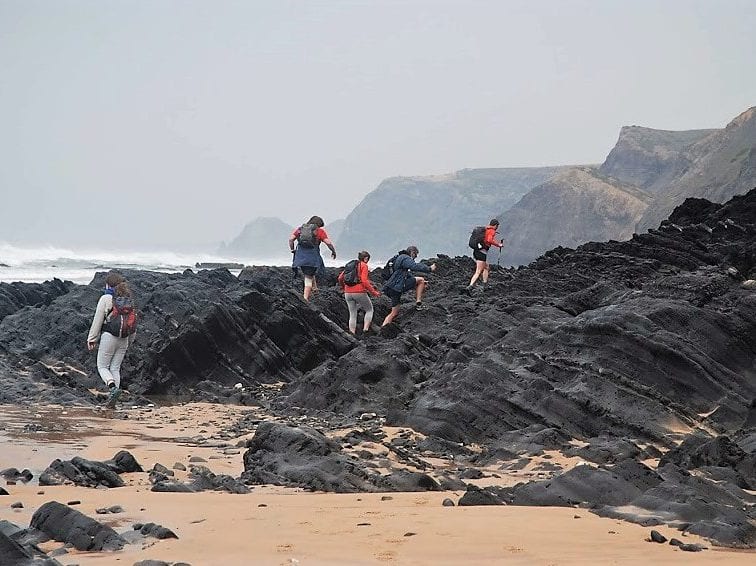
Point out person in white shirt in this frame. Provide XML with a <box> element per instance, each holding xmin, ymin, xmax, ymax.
<box><xmin>87</xmin><ymin>272</ymin><xmax>135</xmax><ymax>407</ymax></box>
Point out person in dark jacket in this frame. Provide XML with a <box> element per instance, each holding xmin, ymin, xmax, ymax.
<box><xmin>338</xmin><ymin>250</ymin><xmax>381</xmax><ymax>335</ymax></box>
<box><xmin>289</xmin><ymin>215</ymin><xmax>337</xmax><ymax>301</ymax></box>
<box><xmin>381</xmin><ymin>245</ymin><xmax>436</xmax><ymax>326</ymax></box>
<box><xmin>467</xmin><ymin>219</ymin><xmax>503</xmax><ymax>291</ymax></box>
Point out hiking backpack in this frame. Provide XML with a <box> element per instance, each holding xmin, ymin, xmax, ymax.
<box><xmin>297</xmin><ymin>223</ymin><xmax>318</xmax><ymax>248</ymax></box>
<box><xmin>381</xmin><ymin>255</ymin><xmax>399</xmax><ymax>281</ymax></box>
<box><xmin>468</xmin><ymin>226</ymin><xmax>486</xmax><ymax>249</ymax></box>
<box><xmin>342</xmin><ymin>260</ymin><xmax>360</xmax><ymax>286</ymax></box>
<box><xmin>103</xmin><ymin>296</ymin><xmax>138</xmax><ymax>338</ymax></box>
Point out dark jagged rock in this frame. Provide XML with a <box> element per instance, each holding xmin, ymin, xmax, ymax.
<box><xmin>1</xmin><ymin>468</ymin><xmax>34</xmax><ymax>483</ymax></box>
<box><xmin>152</xmin><ymin>463</ymin><xmax>173</xmax><ymax>476</ymax></box>
<box><xmin>416</xmin><ymin>436</ymin><xmax>474</xmax><ymax>458</ymax></box>
<box><xmin>596</xmin><ymin>464</ymin><xmax>756</xmax><ymax>548</ymax></box>
<box><xmin>241</xmin><ymin>421</ymin><xmax>439</xmax><ymax>493</ymax></box>
<box><xmin>39</xmin><ymin>450</ymin><xmax>143</xmax><ymax>487</ymax></box>
<box><xmin>139</xmin><ymin>522</ymin><xmax>179</xmax><ymax>540</ymax></box>
<box><xmin>659</xmin><ymin>434</ymin><xmax>755</xmax><ymax>489</ymax></box>
<box><xmin>563</xmin><ymin>436</ymin><xmax>641</xmax><ymax>465</ymax></box>
<box><xmin>30</xmin><ymin>501</ymin><xmax>126</xmax><ymax>551</ymax></box>
<box><xmin>504</xmin><ymin>464</ymin><xmax>647</xmax><ymax>508</ymax></box>
<box><xmin>150</xmin><ymin>481</ymin><xmax>196</xmax><ymax>493</ymax></box>
<box><xmin>374</xmin><ymin>471</ymin><xmax>440</xmax><ymax>492</ymax></box>
<box><xmin>187</xmin><ymin>465</ymin><xmax>250</xmax><ymax>494</ymax></box>
<box><xmin>0</xmin><ymin>267</ymin><xmax>355</xmax><ymax>404</ymax></box>
<box><xmin>39</xmin><ymin>457</ymin><xmax>123</xmax><ymax>488</ymax></box>
<box><xmin>241</xmin><ymin>421</ymin><xmax>376</xmax><ymax>492</ymax></box>
<box><xmin>0</xmin><ymin>279</ymin><xmax>73</xmax><ymax>322</ymax></box>
<box><xmin>458</xmin><ymin>485</ymin><xmax>504</xmax><ymax>506</ymax></box>
<box><xmin>108</xmin><ymin>450</ymin><xmax>144</xmax><ymax>473</ymax></box>
<box><xmin>38</xmin><ymin>451</ymin><xmax>141</xmax><ymax>488</ymax></box>
<box><xmin>0</xmin><ymin>528</ymin><xmax>62</xmax><ymax>565</ymax></box>
<box><xmin>649</xmin><ymin>530</ymin><xmax>667</xmax><ymax>543</ymax></box>
<box><xmin>679</xmin><ymin>543</ymin><xmax>706</xmax><ymax>552</ymax></box>
<box><xmin>95</xmin><ymin>505</ymin><xmax>124</xmax><ymax>514</ymax></box>
<box><xmin>474</xmin><ymin>426</ymin><xmax>569</xmax><ymax>462</ymax></box>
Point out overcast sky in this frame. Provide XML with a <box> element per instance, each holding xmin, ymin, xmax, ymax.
<box><xmin>1</xmin><ymin>0</ymin><xmax>754</xmax><ymax>249</ymax></box>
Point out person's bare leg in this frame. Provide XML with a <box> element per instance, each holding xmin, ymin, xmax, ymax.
<box><xmin>469</xmin><ymin>261</ymin><xmax>485</xmax><ymax>286</ymax></box>
<box><xmin>481</xmin><ymin>264</ymin><xmax>490</xmax><ymax>284</ymax></box>
<box><xmin>415</xmin><ymin>278</ymin><xmax>427</xmax><ymax>302</ymax></box>
<box><xmin>382</xmin><ymin>306</ymin><xmax>400</xmax><ymax>326</ymax></box>
<box><xmin>303</xmin><ymin>275</ymin><xmax>314</xmax><ymax>301</ymax></box>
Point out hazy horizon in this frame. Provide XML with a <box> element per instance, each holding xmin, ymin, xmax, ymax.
<box><xmin>1</xmin><ymin>0</ymin><xmax>754</xmax><ymax>249</ymax></box>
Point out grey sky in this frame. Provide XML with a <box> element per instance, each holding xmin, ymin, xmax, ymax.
<box><xmin>1</xmin><ymin>0</ymin><xmax>754</xmax><ymax>249</ymax></box>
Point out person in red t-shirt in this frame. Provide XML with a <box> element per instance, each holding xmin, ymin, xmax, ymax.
<box><xmin>467</xmin><ymin>219</ymin><xmax>503</xmax><ymax>291</ymax></box>
<box><xmin>337</xmin><ymin>250</ymin><xmax>381</xmax><ymax>335</ymax></box>
<box><xmin>289</xmin><ymin>215</ymin><xmax>337</xmax><ymax>301</ymax></box>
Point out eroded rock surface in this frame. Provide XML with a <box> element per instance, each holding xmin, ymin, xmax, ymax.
<box><xmin>29</xmin><ymin>501</ymin><xmax>126</xmax><ymax>551</ymax></box>
<box><xmin>0</xmin><ymin>190</ymin><xmax>754</xmax><ymax>547</ymax></box>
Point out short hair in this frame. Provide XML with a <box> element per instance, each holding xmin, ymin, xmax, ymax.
<box><xmin>406</xmin><ymin>245</ymin><xmax>419</xmax><ymax>256</ymax></box>
<box><xmin>490</xmin><ymin>218</ymin><xmax>500</xmax><ymax>226</ymax></box>
<box><xmin>307</xmin><ymin>215</ymin><xmax>325</xmax><ymax>228</ymax></box>
<box><xmin>358</xmin><ymin>251</ymin><xmax>371</xmax><ymax>261</ymax></box>
<box><xmin>105</xmin><ymin>271</ymin><xmax>125</xmax><ymax>288</ymax></box>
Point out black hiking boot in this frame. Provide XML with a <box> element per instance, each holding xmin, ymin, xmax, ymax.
<box><xmin>105</xmin><ymin>384</ymin><xmax>122</xmax><ymax>408</ymax></box>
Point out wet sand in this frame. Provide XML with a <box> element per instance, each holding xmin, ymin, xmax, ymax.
<box><xmin>1</xmin><ymin>403</ymin><xmax>754</xmax><ymax>565</ymax></box>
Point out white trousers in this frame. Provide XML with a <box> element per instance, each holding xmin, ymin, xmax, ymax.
<box><xmin>345</xmin><ymin>292</ymin><xmax>374</xmax><ymax>332</ymax></box>
<box><xmin>97</xmin><ymin>332</ymin><xmax>129</xmax><ymax>388</ymax></box>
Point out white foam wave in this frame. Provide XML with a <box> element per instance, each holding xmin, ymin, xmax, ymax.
<box><xmin>0</xmin><ymin>242</ymin><xmax>303</xmax><ymax>284</ymax></box>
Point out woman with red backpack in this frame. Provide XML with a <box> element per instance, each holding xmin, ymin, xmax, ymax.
<box><xmin>338</xmin><ymin>251</ymin><xmax>380</xmax><ymax>335</ymax></box>
<box><xmin>87</xmin><ymin>272</ymin><xmax>137</xmax><ymax>407</ymax></box>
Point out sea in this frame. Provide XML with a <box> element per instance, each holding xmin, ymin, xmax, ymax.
<box><xmin>0</xmin><ymin>242</ymin><xmax>302</xmax><ymax>285</ymax></box>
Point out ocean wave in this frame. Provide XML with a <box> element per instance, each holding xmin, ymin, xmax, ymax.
<box><xmin>0</xmin><ymin>241</ymin><xmax>342</xmax><ymax>284</ymax></box>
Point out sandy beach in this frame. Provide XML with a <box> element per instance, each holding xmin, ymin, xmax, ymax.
<box><xmin>1</xmin><ymin>403</ymin><xmax>753</xmax><ymax>565</ymax></box>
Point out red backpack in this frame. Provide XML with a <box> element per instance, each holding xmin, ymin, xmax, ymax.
<box><xmin>103</xmin><ymin>296</ymin><xmax>138</xmax><ymax>338</ymax></box>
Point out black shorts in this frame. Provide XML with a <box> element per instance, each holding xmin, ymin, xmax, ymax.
<box><xmin>473</xmin><ymin>248</ymin><xmax>487</xmax><ymax>262</ymax></box>
<box><xmin>301</xmin><ymin>266</ymin><xmax>317</xmax><ymax>277</ymax></box>
<box><xmin>384</xmin><ymin>276</ymin><xmax>418</xmax><ymax>307</ymax></box>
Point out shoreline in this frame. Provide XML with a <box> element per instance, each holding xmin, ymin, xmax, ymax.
<box><xmin>1</xmin><ymin>403</ymin><xmax>754</xmax><ymax>565</ymax></box>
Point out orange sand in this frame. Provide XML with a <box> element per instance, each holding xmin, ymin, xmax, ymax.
<box><xmin>1</xmin><ymin>403</ymin><xmax>753</xmax><ymax>565</ymax></box>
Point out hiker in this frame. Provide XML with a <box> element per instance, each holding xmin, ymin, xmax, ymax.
<box><xmin>87</xmin><ymin>273</ymin><xmax>137</xmax><ymax>407</ymax></box>
<box><xmin>467</xmin><ymin>218</ymin><xmax>504</xmax><ymax>291</ymax></box>
<box><xmin>289</xmin><ymin>215</ymin><xmax>337</xmax><ymax>302</ymax></box>
<box><xmin>381</xmin><ymin>246</ymin><xmax>436</xmax><ymax>326</ymax></box>
<box><xmin>338</xmin><ymin>251</ymin><xmax>381</xmax><ymax>335</ymax></box>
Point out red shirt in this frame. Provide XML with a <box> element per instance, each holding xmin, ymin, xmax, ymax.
<box><xmin>483</xmin><ymin>225</ymin><xmax>502</xmax><ymax>249</ymax></box>
<box><xmin>291</xmin><ymin>226</ymin><xmax>329</xmax><ymax>242</ymax></box>
<box><xmin>339</xmin><ymin>261</ymin><xmax>380</xmax><ymax>297</ymax></box>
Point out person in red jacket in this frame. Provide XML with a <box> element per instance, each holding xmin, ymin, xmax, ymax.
<box><xmin>338</xmin><ymin>251</ymin><xmax>381</xmax><ymax>335</ymax></box>
<box><xmin>467</xmin><ymin>219</ymin><xmax>503</xmax><ymax>291</ymax></box>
